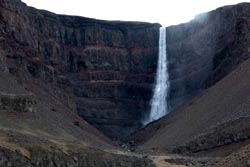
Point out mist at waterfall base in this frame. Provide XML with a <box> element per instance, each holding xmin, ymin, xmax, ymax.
<box><xmin>144</xmin><ymin>27</ymin><xmax>170</xmax><ymax>125</ymax></box>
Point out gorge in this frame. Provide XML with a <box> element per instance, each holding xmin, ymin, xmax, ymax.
<box><xmin>1</xmin><ymin>0</ymin><xmax>250</xmax><ymax>166</ymax></box>
<box><xmin>1</xmin><ymin>0</ymin><xmax>250</xmax><ymax>139</ymax></box>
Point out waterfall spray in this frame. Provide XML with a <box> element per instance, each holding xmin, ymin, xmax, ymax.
<box><xmin>144</xmin><ymin>27</ymin><xmax>169</xmax><ymax>125</ymax></box>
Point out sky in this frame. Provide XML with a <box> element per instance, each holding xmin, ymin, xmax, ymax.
<box><xmin>21</xmin><ymin>0</ymin><xmax>249</xmax><ymax>26</ymax></box>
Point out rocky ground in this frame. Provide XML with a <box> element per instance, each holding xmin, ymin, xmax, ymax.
<box><xmin>128</xmin><ymin>59</ymin><xmax>250</xmax><ymax>166</ymax></box>
<box><xmin>0</xmin><ymin>70</ymin><xmax>156</xmax><ymax>167</ymax></box>
<box><xmin>214</xmin><ymin>144</ymin><xmax>250</xmax><ymax>167</ymax></box>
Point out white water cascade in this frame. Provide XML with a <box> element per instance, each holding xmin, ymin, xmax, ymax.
<box><xmin>144</xmin><ymin>27</ymin><xmax>170</xmax><ymax>125</ymax></box>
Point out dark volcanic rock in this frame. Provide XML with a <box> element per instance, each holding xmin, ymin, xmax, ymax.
<box><xmin>0</xmin><ymin>146</ymin><xmax>155</xmax><ymax>167</ymax></box>
<box><xmin>166</xmin><ymin>3</ymin><xmax>250</xmax><ymax>110</ymax></box>
<box><xmin>130</xmin><ymin>57</ymin><xmax>250</xmax><ymax>155</ymax></box>
<box><xmin>0</xmin><ymin>0</ymin><xmax>160</xmax><ymax>138</ymax></box>
<box><xmin>1</xmin><ymin>0</ymin><xmax>250</xmax><ymax>139</ymax></box>
<box><xmin>0</xmin><ymin>92</ymin><xmax>36</xmax><ymax>113</ymax></box>
<box><xmin>173</xmin><ymin>117</ymin><xmax>250</xmax><ymax>154</ymax></box>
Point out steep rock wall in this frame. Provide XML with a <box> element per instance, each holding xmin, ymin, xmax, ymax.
<box><xmin>166</xmin><ymin>3</ymin><xmax>250</xmax><ymax>109</ymax></box>
<box><xmin>0</xmin><ymin>0</ymin><xmax>160</xmax><ymax>138</ymax></box>
<box><xmin>1</xmin><ymin>0</ymin><xmax>250</xmax><ymax>139</ymax></box>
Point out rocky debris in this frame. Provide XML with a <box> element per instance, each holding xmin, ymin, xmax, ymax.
<box><xmin>173</xmin><ymin>117</ymin><xmax>250</xmax><ymax>154</ymax></box>
<box><xmin>0</xmin><ymin>146</ymin><xmax>155</xmax><ymax>167</ymax></box>
<box><xmin>0</xmin><ymin>92</ymin><xmax>36</xmax><ymax>112</ymax></box>
<box><xmin>1</xmin><ymin>0</ymin><xmax>250</xmax><ymax>139</ymax></box>
<box><xmin>214</xmin><ymin>144</ymin><xmax>250</xmax><ymax>167</ymax></box>
<box><xmin>1</xmin><ymin>0</ymin><xmax>250</xmax><ymax>140</ymax></box>
<box><xmin>120</xmin><ymin>140</ymin><xmax>137</xmax><ymax>152</ymax></box>
<box><xmin>0</xmin><ymin>0</ymin><xmax>250</xmax><ymax>166</ymax></box>
<box><xmin>131</xmin><ymin>57</ymin><xmax>250</xmax><ymax>155</ymax></box>
<box><xmin>0</xmin><ymin>128</ymin><xmax>154</xmax><ymax>167</ymax></box>
<box><xmin>150</xmin><ymin>155</ymin><xmax>219</xmax><ymax>167</ymax></box>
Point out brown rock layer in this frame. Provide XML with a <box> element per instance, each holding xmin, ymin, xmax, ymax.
<box><xmin>0</xmin><ymin>0</ymin><xmax>160</xmax><ymax>138</ymax></box>
<box><xmin>1</xmin><ymin>0</ymin><xmax>250</xmax><ymax>139</ymax></box>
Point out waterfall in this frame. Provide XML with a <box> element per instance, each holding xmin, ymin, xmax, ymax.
<box><xmin>144</xmin><ymin>27</ymin><xmax>169</xmax><ymax>125</ymax></box>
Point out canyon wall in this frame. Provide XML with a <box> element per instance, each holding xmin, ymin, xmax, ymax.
<box><xmin>166</xmin><ymin>3</ymin><xmax>250</xmax><ymax>109</ymax></box>
<box><xmin>0</xmin><ymin>0</ymin><xmax>250</xmax><ymax>139</ymax></box>
<box><xmin>0</xmin><ymin>0</ymin><xmax>160</xmax><ymax>138</ymax></box>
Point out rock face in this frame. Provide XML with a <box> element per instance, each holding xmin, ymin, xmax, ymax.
<box><xmin>1</xmin><ymin>0</ymin><xmax>250</xmax><ymax>139</ymax></box>
<box><xmin>0</xmin><ymin>0</ymin><xmax>160</xmax><ymax>138</ymax></box>
<box><xmin>129</xmin><ymin>58</ymin><xmax>250</xmax><ymax>154</ymax></box>
<box><xmin>166</xmin><ymin>3</ymin><xmax>250</xmax><ymax>110</ymax></box>
<box><xmin>125</xmin><ymin>3</ymin><xmax>250</xmax><ymax>150</ymax></box>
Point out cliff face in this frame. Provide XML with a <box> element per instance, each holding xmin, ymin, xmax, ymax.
<box><xmin>166</xmin><ymin>3</ymin><xmax>250</xmax><ymax>109</ymax></box>
<box><xmin>0</xmin><ymin>0</ymin><xmax>160</xmax><ymax>138</ymax></box>
<box><xmin>1</xmin><ymin>0</ymin><xmax>250</xmax><ymax>139</ymax></box>
<box><xmin>126</xmin><ymin>3</ymin><xmax>250</xmax><ymax>154</ymax></box>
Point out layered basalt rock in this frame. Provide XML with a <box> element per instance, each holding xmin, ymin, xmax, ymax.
<box><xmin>0</xmin><ymin>0</ymin><xmax>160</xmax><ymax>138</ymax></box>
<box><xmin>1</xmin><ymin>0</ymin><xmax>250</xmax><ymax>139</ymax></box>
<box><xmin>166</xmin><ymin>3</ymin><xmax>250</xmax><ymax>110</ymax></box>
